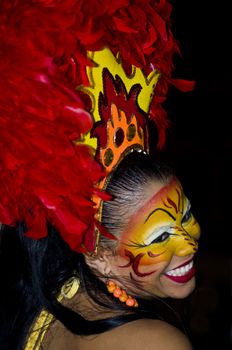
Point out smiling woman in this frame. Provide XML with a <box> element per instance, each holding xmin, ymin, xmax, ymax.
<box><xmin>0</xmin><ymin>157</ymin><xmax>198</xmax><ymax>348</ymax></box>
<box><xmin>0</xmin><ymin>0</ymin><xmax>197</xmax><ymax>349</ymax></box>
<box><xmin>96</xmin><ymin>151</ymin><xmax>201</xmax><ymax>302</ymax></box>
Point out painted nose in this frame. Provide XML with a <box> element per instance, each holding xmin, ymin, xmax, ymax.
<box><xmin>174</xmin><ymin>229</ymin><xmax>198</xmax><ymax>257</ymax></box>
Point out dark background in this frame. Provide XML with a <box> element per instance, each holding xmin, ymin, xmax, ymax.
<box><xmin>161</xmin><ymin>1</ymin><xmax>231</xmax><ymax>349</ymax></box>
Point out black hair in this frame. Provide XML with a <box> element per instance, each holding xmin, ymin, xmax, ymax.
<box><xmin>0</xmin><ymin>152</ymin><xmax>185</xmax><ymax>350</ymax></box>
<box><xmin>101</xmin><ymin>151</ymin><xmax>174</xmax><ymax>242</ymax></box>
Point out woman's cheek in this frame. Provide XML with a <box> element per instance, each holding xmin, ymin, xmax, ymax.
<box><xmin>138</xmin><ymin>249</ymin><xmax>173</xmax><ymax>266</ymax></box>
<box><xmin>118</xmin><ymin>245</ymin><xmax>173</xmax><ymax>267</ymax></box>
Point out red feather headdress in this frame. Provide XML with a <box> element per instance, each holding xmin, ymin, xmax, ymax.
<box><xmin>0</xmin><ymin>0</ymin><xmax>193</xmax><ymax>253</ymax></box>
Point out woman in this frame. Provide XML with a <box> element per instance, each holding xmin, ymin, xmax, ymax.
<box><xmin>0</xmin><ymin>152</ymin><xmax>200</xmax><ymax>349</ymax></box>
<box><xmin>0</xmin><ymin>0</ymin><xmax>197</xmax><ymax>349</ymax></box>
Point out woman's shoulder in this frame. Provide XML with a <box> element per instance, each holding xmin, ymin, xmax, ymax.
<box><xmin>34</xmin><ymin>317</ymin><xmax>193</xmax><ymax>350</ymax></box>
<box><xmin>77</xmin><ymin>319</ymin><xmax>193</xmax><ymax>350</ymax></box>
<box><xmin>105</xmin><ymin>319</ymin><xmax>193</xmax><ymax>350</ymax></box>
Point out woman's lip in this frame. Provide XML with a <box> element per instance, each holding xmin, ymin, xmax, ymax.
<box><xmin>164</xmin><ymin>265</ymin><xmax>196</xmax><ymax>284</ymax></box>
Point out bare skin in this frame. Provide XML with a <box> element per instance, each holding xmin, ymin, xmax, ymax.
<box><xmin>42</xmin><ymin>317</ymin><xmax>193</xmax><ymax>350</ymax></box>
<box><xmin>38</xmin><ymin>286</ymin><xmax>193</xmax><ymax>350</ymax></box>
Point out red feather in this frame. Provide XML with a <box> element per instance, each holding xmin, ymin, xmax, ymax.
<box><xmin>0</xmin><ymin>0</ymin><xmax>190</xmax><ymax>253</ymax></box>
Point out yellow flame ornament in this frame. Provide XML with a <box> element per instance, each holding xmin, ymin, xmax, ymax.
<box><xmin>80</xmin><ymin>48</ymin><xmax>160</xmax><ymax>180</ymax></box>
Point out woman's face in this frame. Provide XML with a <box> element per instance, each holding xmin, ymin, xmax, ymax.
<box><xmin>107</xmin><ymin>177</ymin><xmax>201</xmax><ymax>299</ymax></box>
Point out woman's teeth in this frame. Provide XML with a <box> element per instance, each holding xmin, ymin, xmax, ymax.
<box><xmin>166</xmin><ymin>260</ymin><xmax>193</xmax><ymax>277</ymax></box>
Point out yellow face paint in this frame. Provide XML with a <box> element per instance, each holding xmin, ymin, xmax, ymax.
<box><xmin>118</xmin><ymin>178</ymin><xmax>201</xmax><ymax>276</ymax></box>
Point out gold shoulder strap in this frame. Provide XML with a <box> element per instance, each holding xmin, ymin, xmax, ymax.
<box><xmin>24</xmin><ymin>277</ymin><xmax>80</xmax><ymax>350</ymax></box>
<box><xmin>24</xmin><ymin>310</ymin><xmax>54</xmax><ymax>350</ymax></box>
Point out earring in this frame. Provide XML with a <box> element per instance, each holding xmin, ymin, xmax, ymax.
<box><xmin>61</xmin><ymin>276</ymin><xmax>80</xmax><ymax>299</ymax></box>
<box><xmin>106</xmin><ymin>280</ymin><xmax>138</xmax><ymax>307</ymax></box>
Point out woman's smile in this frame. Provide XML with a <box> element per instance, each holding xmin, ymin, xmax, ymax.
<box><xmin>164</xmin><ymin>259</ymin><xmax>195</xmax><ymax>283</ymax></box>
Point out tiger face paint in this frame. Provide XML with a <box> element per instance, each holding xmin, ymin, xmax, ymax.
<box><xmin>109</xmin><ymin>178</ymin><xmax>201</xmax><ymax>298</ymax></box>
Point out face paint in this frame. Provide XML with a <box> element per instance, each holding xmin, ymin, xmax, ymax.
<box><xmin>118</xmin><ymin>178</ymin><xmax>200</xmax><ymax>276</ymax></box>
<box><xmin>104</xmin><ymin>178</ymin><xmax>201</xmax><ymax>299</ymax></box>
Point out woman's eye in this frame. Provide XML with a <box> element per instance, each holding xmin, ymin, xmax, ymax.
<box><xmin>150</xmin><ymin>232</ymin><xmax>170</xmax><ymax>244</ymax></box>
<box><xmin>182</xmin><ymin>210</ymin><xmax>192</xmax><ymax>224</ymax></box>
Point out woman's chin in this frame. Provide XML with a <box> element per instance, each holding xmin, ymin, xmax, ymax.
<box><xmin>170</xmin><ymin>277</ymin><xmax>196</xmax><ymax>299</ymax></box>
<box><xmin>158</xmin><ymin>275</ymin><xmax>196</xmax><ymax>299</ymax></box>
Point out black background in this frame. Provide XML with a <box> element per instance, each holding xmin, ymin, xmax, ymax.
<box><xmin>161</xmin><ymin>1</ymin><xmax>231</xmax><ymax>349</ymax></box>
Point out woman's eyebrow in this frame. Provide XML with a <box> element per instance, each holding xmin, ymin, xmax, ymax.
<box><xmin>144</xmin><ymin>208</ymin><xmax>176</xmax><ymax>223</ymax></box>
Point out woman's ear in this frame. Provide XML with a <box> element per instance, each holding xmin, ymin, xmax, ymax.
<box><xmin>84</xmin><ymin>250</ymin><xmax>113</xmax><ymax>276</ymax></box>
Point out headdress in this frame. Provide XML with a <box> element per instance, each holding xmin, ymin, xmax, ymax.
<box><xmin>0</xmin><ymin>0</ymin><xmax>193</xmax><ymax>253</ymax></box>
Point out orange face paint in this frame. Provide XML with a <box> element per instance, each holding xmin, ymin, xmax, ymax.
<box><xmin>118</xmin><ymin>178</ymin><xmax>201</xmax><ymax>277</ymax></box>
